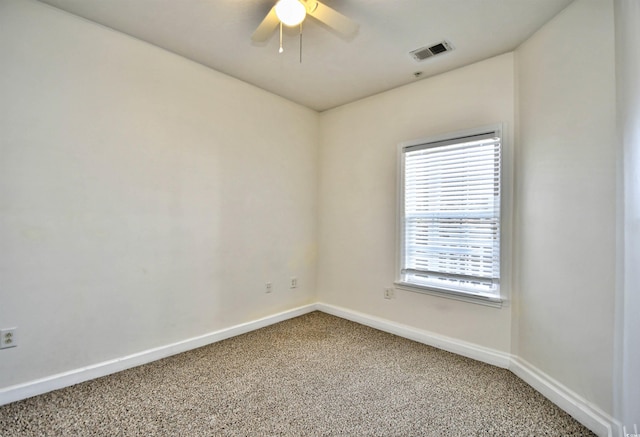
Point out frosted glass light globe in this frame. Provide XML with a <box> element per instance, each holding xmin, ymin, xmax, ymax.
<box><xmin>275</xmin><ymin>0</ymin><xmax>306</xmax><ymax>27</ymax></box>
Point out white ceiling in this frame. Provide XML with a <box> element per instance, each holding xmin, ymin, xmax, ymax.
<box><xmin>38</xmin><ymin>0</ymin><xmax>573</xmax><ymax>112</ymax></box>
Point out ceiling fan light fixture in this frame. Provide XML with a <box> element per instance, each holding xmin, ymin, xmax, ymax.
<box><xmin>275</xmin><ymin>0</ymin><xmax>306</xmax><ymax>27</ymax></box>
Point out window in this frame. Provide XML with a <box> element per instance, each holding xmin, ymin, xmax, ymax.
<box><xmin>397</xmin><ymin>126</ymin><xmax>503</xmax><ymax>305</ymax></box>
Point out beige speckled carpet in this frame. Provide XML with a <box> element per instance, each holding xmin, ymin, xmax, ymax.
<box><xmin>0</xmin><ymin>311</ymin><xmax>594</xmax><ymax>436</ymax></box>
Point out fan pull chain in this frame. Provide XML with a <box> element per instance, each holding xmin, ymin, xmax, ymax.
<box><xmin>279</xmin><ymin>22</ymin><xmax>283</xmax><ymax>53</ymax></box>
<box><xmin>299</xmin><ymin>22</ymin><xmax>303</xmax><ymax>63</ymax></box>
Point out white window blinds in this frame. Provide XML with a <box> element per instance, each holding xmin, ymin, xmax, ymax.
<box><xmin>400</xmin><ymin>130</ymin><xmax>501</xmax><ymax>298</ymax></box>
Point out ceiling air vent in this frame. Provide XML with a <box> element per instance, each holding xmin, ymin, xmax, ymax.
<box><xmin>410</xmin><ymin>41</ymin><xmax>453</xmax><ymax>62</ymax></box>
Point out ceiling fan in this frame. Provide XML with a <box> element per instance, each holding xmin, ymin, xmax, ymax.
<box><xmin>251</xmin><ymin>0</ymin><xmax>359</xmax><ymax>48</ymax></box>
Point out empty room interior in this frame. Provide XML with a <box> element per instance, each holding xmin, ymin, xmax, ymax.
<box><xmin>1</xmin><ymin>0</ymin><xmax>639</xmax><ymax>435</ymax></box>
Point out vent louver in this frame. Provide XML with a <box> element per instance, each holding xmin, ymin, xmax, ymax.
<box><xmin>410</xmin><ymin>41</ymin><xmax>453</xmax><ymax>62</ymax></box>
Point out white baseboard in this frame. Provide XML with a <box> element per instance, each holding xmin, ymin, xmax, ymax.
<box><xmin>509</xmin><ymin>357</ymin><xmax>621</xmax><ymax>437</ymax></box>
<box><xmin>0</xmin><ymin>304</ymin><xmax>317</xmax><ymax>407</ymax></box>
<box><xmin>316</xmin><ymin>303</ymin><xmax>512</xmax><ymax>368</ymax></box>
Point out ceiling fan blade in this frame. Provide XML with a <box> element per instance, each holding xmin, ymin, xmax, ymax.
<box><xmin>306</xmin><ymin>1</ymin><xmax>358</xmax><ymax>38</ymax></box>
<box><xmin>251</xmin><ymin>5</ymin><xmax>279</xmax><ymax>42</ymax></box>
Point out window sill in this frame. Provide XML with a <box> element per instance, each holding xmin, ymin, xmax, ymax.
<box><xmin>394</xmin><ymin>282</ymin><xmax>503</xmax><ymax>308</ymax></box>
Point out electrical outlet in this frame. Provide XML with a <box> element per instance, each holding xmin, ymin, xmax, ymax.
<box><xmin>265</xmin><ymin>282</ymin><xmax>273</xmax><ymax>293</ymax></box>
<box><xmin>0</xmin><ymin>328</ymin><xmax>17</xmax><ymax>349</ymax></box>
<box><xmin>290</xmin><ymin>277</ymin><xmax>298</xmax><ymax>289</ymax></box>
<box><xmin>384</xmin><ymin>288</ymin><xmax>395</xmax><ymax>300</ymax></box>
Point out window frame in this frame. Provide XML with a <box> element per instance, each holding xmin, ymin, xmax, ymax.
<box><xmin>395</xmin><ymin>124</ymin><xmax>509</xmax><ymax>308</ymax></box>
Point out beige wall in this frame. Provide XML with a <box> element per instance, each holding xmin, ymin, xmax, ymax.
<box><xmin>614</xmin><ymin>0</ymin><xmax>640</xmax><ymax>427</ymax></box>
<box><xmin>515</xmin><ymin>0</ymin><xmax>617</xmax><ymax>414</ymax></box>
<box><xmin>317</xmin><ymin>53</ymin><xmax>515</xmax><ymax>353</ymax></box>
<box><xmin>0</xmin><ymin>0</ymin><xmax>318</xmax><ymax>388</ymax></box>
